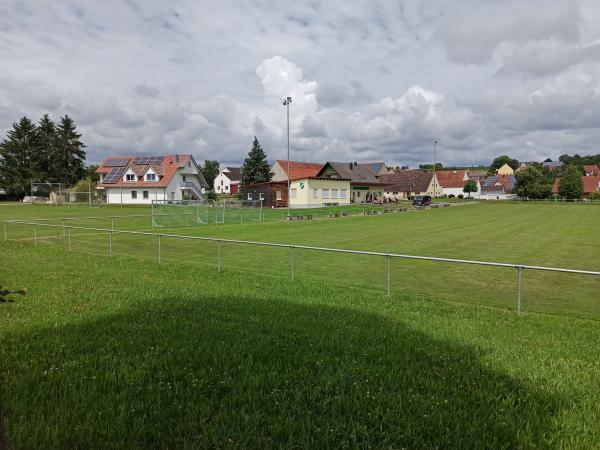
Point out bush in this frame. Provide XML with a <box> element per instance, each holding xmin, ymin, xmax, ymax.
<box><xmin>204</xmin><ymin>190</ymin><xmax>217</xmax><ymax>202</ymax></box>
<box><xmin>587</xmin><ymin>192</ymin><xmax>600</xmax><ymax>201</ymax></box>
<box><xmin>457</xmin><ymin>194</ymin><xmax>464</xmax><ymax>199</ymax></box>
<box><xmin>448</xmin><ymin>194</ymin><xmax>455</xmax><ymax>198</ymax></box>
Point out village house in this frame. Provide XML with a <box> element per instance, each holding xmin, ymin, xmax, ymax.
<box><xmin>270</xmin><ymin>160</ymin><xmax>324</xmax><ymax>182</ymax></box>
<box><xmin>317</xmin><ymin>161</ymin><xmax>385</xmax><ymax>203</ymax></box>
<box><xmin>379</xmin><ymin>171</ymin><xmax>441</xmax><ymax>200</ymax></box>
<box><xmin>214</xmin><ymin>167</ymin><xmax>241</xmax><ymax>195</ymax></box>
<box><xmin>96</xmin><ymin>155</ymin><xmax>207</xmax><ymax>204</ymax></box>
<box><xmin>496</xmin><ymin>163</ymin><xmax>514</xmax><ymax>176</ymax></box>
<box><xmin>552</xmin><ymin>164</ymin><xmax>600</xmax><ymax>198</ymax></box>
<box><xmin>435</xmin><ymin>170</ymin><xmax>480</xmax><ymax>197</ymax></box>
<box><xmin>479</xmin><ymin>174</ymin><xmax>516</xmax><ymax>199</ymax></box>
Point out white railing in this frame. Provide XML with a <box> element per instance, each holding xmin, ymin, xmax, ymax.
<box><xmin>4</xmin><ymin>219</ymin><xmax>600</xmax><ymax>317</ymax></box>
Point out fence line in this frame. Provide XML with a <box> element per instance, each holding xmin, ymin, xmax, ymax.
<box><xmin>4</xmin><ymin>219</ymin><xmax>600</xmax><ymax>316</ymax></box>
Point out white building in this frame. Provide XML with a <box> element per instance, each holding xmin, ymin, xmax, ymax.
<box><xmin>435</xmin><ymin>170</ymin><xmax>480</xmax><ymax>198</ymax></box>
<box><xmin>214</xmin><ymin>167</ymin><xmax>241</xmax><ymax>195</ymax></box>
<box><xmin>96</xmin><ymin>154</ymin><xmax>208</xmax><ymax>204</ymax></box>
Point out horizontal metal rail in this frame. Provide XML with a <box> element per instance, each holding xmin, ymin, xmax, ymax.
<box><xmin>5</xmin><ymin>220</ymin><xmax>600</xmax><ymax>277</ymax></box>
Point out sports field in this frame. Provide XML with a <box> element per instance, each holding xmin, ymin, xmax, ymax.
<box><xmin>1</xmin><ymin>202</ymin><xmax>600</xmax><ymax>448</ymax></box>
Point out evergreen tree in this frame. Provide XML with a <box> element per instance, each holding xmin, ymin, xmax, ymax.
<box><xmin>514</xmin><ymin>166</ymin><xmax>553</xmax><ymax>199</ymax></box>
<box><xmin>241</xmin><ymin>137</ymin><xmax>271</xmax><ymax>185</ymax></box>
<box><xmin>0</xmin><ymin>117</ymin><xmax>39</xmax><ymax>198</ymax></box>
<box><xmin>55</xmin><ymin>115</ymin><xmax>86</xmax><ymax>186</ymax></box>
<box><xmin>558</xmin><ymin>164</ymin><xmax>583</xmax><ymax>199</ymax></box>
<box><xmin>37</xmin><ymin>113</ymin><xmax>56</xmax><ymax>181</ymax></box>
<box><xmin>201</xmin><ymin>160</ymin><xmax>220</xmax><ymax>189</ymax></box>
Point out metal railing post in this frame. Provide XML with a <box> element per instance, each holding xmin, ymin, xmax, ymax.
<box><xmin>109</xmin><ymin>230</ymin><xmax>112</xmax><ymax>256</ymax></box>
<box><xmin>157</xmin><ymin>234</ymin><xmax>161</xmax><ymax>263</ymax></box>
<box><xmin>68</xmin><ymin>227</ymin><xmax>72</xmax><ymax>251</ymax></box>
<box><xmin>217</xmin><ymin>240</ymin><xmax>221</xmax><ymax>271</ymax></box>
<box><xmin>111</xmin><ymin>217</ymin><xmax>115</xmax><ymax>231</ymax></box>
<box><xmin>34</xmin><ymin>224</ymin><xmax>37</xmax><ymax>246</ymax></box>
<box><xmin>387</xmin><ymin>255</ymin><xmax>391</xmax><ymax>298</ymax></box>
<box><xmin>516</xmin><ymin>266</ymin><xmax>523</xmax><ymax>315</ymax></box>
<box><xmin>291</xmin><ymin>246</ymin><xmax>295</xmax><ymax>282</ymax></box>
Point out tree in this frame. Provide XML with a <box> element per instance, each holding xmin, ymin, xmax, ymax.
<box><xmin>558</xmin><ymin>164</ymin><xmax>583</xmax><ymax>199</ymax></box>
<box><xmin>419</xmin><ymin>163</ymin><xmax>443</xmax><ymax>170</ymax></box>
<box><xmin>490</xmin><ymin>155</ymin><xmax>519</xmax><ymax>172</ymax></box>
<box><xmin>0</xmin><ymin>117</ymin><xmax>40</xmax><ymax>198</ymax></box>
<box><xmin>204</xmin><ymin>190</ymin><xmax>218</xmax><ymax>203</ymax></box>
<box><xmin>54</xmin><ymin>115</ymin><xmax>86</xmax><ymax>186</ymax></box>
<box><xmin>36</xmin><ymin>114</ymin><xmax>56</xmax><ymax>181</ymax></box>
<box><xmin>84</xmin><ymin>164</ymin><xmax>100</xmax><ymax>182</ymax></box>
<box><xmin>201</xmin><ymin>160</ymin><xmax>220</xmax><ymax>189</ymax></box>
<box><xmin>241</xmin><ymin>137</ymin><xmax>271</xmax><ymax>185</ymax></box>
<box><xmin>463</xmin><ymin>179</ymin><xmax>478</xmax><ymax>198</ymax></box>
<box><xmin>514</xmin><ymin>166</ymin><xmax>553</xmax><ymax>199</ymax></box>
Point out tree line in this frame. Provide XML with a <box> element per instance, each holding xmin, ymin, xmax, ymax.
<box><xmin>0</xmin><ymin>114</ymin><xmax>87</xmax><ymax>199</ymax></box>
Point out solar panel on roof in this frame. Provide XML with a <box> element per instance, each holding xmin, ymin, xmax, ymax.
<box><xmin>133</xmin><ymin>156</ymin><xmax>164</xmax><ymax>165</ymax></box>
<box><xmin>104</xmin><ymin>159</ymin><xmax>129</xmax><ymax>167</ymax></box>
<box><xmin>103</xmin><ymin>167</ymin><xmax>126</xmax><ymax>184</ymax></box>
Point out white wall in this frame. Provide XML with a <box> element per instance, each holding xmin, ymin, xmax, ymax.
<box><xmin>106</xmin><ymin>187</ymin><xmax>167</xmax><ymax>204</ymax></box>
<box><xmin>214</xmin><ymin>172</ymin><xmax>233</xmax><ymax>193</ymax></box>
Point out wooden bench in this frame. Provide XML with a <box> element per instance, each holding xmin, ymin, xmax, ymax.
<box><xmin>340</xmin><ymin>211</ymin><xmax>348</xmax><ymax>217</ymax></box>
<box><xmin>301</xmin><ymin>214</ymin><xmax>313</xmax><ymax>220</ymax></box>
<box><xmin>326</xmin><ymin>213</ymin><xmax>339</xmax><ymax>218</ymax></box>
<box><xmin>287</xmin><ymin>215</ymin><xmax>301</xmax><ymax>221</ymax></box>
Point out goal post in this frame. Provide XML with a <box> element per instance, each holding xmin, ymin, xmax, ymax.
<box><xmin>151</xmin><ymin>199</ymin><xmax>208</xmax><ymax>228</ymax></box>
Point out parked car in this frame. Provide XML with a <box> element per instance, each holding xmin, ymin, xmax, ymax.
<box><xmin>412</xmin><ymin>195</ymin><xmax>432</xmax><ymax>207</ymax></box>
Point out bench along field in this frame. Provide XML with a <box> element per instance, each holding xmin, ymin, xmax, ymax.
<box><xmin>1</xmin><ymin>202</ymin><xmax>600</xmax><ymax>448</ymax></box>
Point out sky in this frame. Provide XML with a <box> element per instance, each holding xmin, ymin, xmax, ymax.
<box><xmin>1</xmin><ymin>0</ymin><xmax>600</xmax><ymax>168</ymax></box>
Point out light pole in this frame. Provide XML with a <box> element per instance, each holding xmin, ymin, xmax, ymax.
<box><xmin>433</xmin><ymin>140</ymin><xmax>438</xmax><ymax>198</ymax></box>
<box><xmin>282</xmin><ymin>96</ymin><xmax>292</xmax><ymax>218</ymax></box>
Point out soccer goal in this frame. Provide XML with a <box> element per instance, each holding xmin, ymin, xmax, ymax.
<box><xmin>151</xmin><ymin>200</ymin><xmax>208</xmax><ymax>228</ymax></box>
<box><xmin>29</xmin><ymin>183</ymin><xmax>63</xmax><ymax>204</ymax></box>
<box><xmin>215</xmin><ymin>200</ymin><xmax>264</xmax><ymax>224</ymax></box>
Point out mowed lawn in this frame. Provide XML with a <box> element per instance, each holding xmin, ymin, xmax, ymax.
<box><xmin>3</xmin><ymin>202</ymin><xmax>599</xmax><ymax>318</ymax></box>
<box><xmin>1</xmin><ymin>241</ymin><xmax>600</xmax><ymax>448</ymax></box>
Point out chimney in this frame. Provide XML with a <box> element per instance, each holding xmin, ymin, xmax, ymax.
<box><xmin>349</xmin><ymin>163</ymin><xmax>353</xmax><ymax>170</ymax></box>
<box><xmin>354</xmin><ymin>161</ymin><xmax>358</xmax><ymax>166</ymax></box>
<box><xmin>175</xmin><ymin>154</ymin><xmax>179</xmax><ymax>162</ymax></box>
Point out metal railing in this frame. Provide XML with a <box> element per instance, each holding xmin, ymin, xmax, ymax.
<box><xmin>4</xmin><ymin>219</ymin><xmax>600</xmax><ymax>316</ymax></box>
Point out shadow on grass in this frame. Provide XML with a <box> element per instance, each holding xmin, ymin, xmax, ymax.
<box><xmin>2</xmin><ymin>294</ymin><xmax>564</xmax><ymax>449</ymax></box>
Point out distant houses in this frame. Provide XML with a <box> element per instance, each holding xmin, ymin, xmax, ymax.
<box><xmin>380</xmin><ymin>171</ymin><xmax>441</xmax><ymax>200</ymax></box>
<box><xmin>552</xmin><ymin>164</ymin><xmax>600</xmax><ymax>198</ymax></box>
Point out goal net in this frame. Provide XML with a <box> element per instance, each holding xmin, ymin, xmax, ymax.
<box><xmin>151</xmin><ymin>200</ymin><xmax>208</xmax><ymax>228</ymax></box>
<box><xmin>215</xmin><ymin>200</ymin><xmax>264</xmax><ymax>224</ymax></box>
<box><xmin>29</xmin><ymin>183</ymin><xmax>63</xmax><ymax>204</ymax></box>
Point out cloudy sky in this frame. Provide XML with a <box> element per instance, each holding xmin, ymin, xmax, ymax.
<box><xmin>2</xmin><ymin>0</ymin><xmax>600</xmax><ymax>167</ymax></box>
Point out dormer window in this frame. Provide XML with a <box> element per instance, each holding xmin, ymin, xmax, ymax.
<box><xmin>126</xmin><ymin>174</ymin><xmax>136</xmax><ymax>181</ymax></box>
<box><xmin>146</xmin><ymin>173</ymin><xmax>156</xmax><ymax>181</ymax></box>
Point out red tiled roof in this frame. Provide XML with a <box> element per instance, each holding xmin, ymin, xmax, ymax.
<box><xmin>96</xmin><ymin>154</ymin><xmax>192</xmax><ymax>188</ymax></box>
<box><xmin>276</xmin><ymin>160</ymin><xmax>323</xmax><ymax>181</ymax></box>
<box><xmin>552</xmin><ymin>176</ymin><xmax>600</xmax><ymax>194</ymax></box>
<box><xmin>435</xmin><ymin>170</ymin><xmax>467</xmax><ymax>188</ymax></box>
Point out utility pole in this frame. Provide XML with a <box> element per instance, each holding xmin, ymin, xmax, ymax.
<box><xmin>282</xmin><ymin>97</ymin><xmax>292</xmax><ymax>218</ymax></box>
<box><xmin>433</xmin><ymin>140</ymin><xmax>438</xmax><ymax>198</ymax></box>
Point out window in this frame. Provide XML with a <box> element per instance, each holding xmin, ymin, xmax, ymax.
<box><xmin>340</xmin><ymin>189</ymin><xmax>347</xmax><ymax>198</ymax></box>
<box><xmin>225</xmin><ymin>185</ymin><xmax>229</xmax><ymax>191</ymax></box>
<box><xmin>143</xmin><ymin>190</ymin><xmax>149</xmax><ymax>199</ymax></box>
<box><xmin>331</xmin><ymin>189</ymin><xmax>339</xmax><ymax>199</ymax></box>
<box><xmin>322</xmin><ymin>189</ymin><xmax>330</xmax><ymax>199</ymax></box>
<box><xmin>356</xmin><ymin>191</ymin><xmax>361</xmax><ymax>198</ymax></box>
<box><xmin>126</xmin><ymin>173</ymin><xmax>135</xmax><ymax>181</ymax></box>
<box><xmin>146</xmin><ymin>173</ymin><xmax>156</xmax><ymax>181</ymax></box>
<box><xmin>131</xmin><ymin>190</ymin><xmax>137</xmax><ymax>199</ymax></box>
<box><xmin>248</xmin><ymin>193</ymin><xmax>253</xmax><ymax>200</ymax></box>
<box><xmin>290</xmin><ymin>188</ymin><xmax>297</xmax><ymax>199</ymax></box>
<box><xmin>276</xmin><ymin>191</ymin><xmax>282</xmax><ymax>200</ymax></box>
<box><xmin>182</xmin><ymin>175</ymin><xmax>186</xmax><ymax>182</ymax></box>
<box><xmin>259</xmin><ymin>193</ymin><xmax>265</xmax><ymax>200</ymax></box>
<box><xmin>313</xmin><ymin>189</ymin><xmax>318</xmax><ymax>199</ymax></box>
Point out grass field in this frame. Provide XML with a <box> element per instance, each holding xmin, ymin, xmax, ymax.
<box><xmin>1</xmin><ymin>202</ymin><xmax>600</xmax><ymax>448</ymax></box>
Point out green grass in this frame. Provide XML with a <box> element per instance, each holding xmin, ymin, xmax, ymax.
<box><xmin>3</xmin><ymin>202</ymin><xmax>599</xmax><ymax>318</ymax></box>
<box><xmin>1</xmin><ymin>243</ymin><xmax>600</xmax><ymax>448</ymax></box>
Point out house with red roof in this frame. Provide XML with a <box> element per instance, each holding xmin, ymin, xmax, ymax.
<box><xmin>552</xmin><ymin>174</ymin><xmax>600</xmax><ymax>198</ymax></box>
<box><xmin>96</xmin><ymin>154</ymin><xmax>208</xmax><ymax>204</ymax></box>
<box><xmin>435</xmin><ymin>170</ymin><xmax>480</xmax><ymax>197</ymax></box>
<box><xmin>270</xmin><ymin>160</ymin><xmax>324</xmax><ymax>181</ymax></box>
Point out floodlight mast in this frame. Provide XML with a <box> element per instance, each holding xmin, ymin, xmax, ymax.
<box><xmin>433</xmin><ymin>140</ymin><xmax>439</xmax><ymax>198</ymax></box>
<box><xmin>282</xmin><ymin>97</ymin><xmax>292</xmax><ymax>218</ymax></box>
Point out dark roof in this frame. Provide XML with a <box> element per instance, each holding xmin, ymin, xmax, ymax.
<box><xmin>380</xmin><ymin>171</ymin><xmax>434</xmax><ymax>192</ymax></box>
<box><xmin>481</xmin><ymin>185</ymin><xmax>505</xmax><ymax>194</ymax></box>
<box><xmin>317</xmin><ymin>161</ymin><xmax>382</xmax><ymax>185</ymax></box>
<box><xmin>223</xmin><ymin>167</ymin><xmax>242</xmax><ymax>181</ymax></box>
